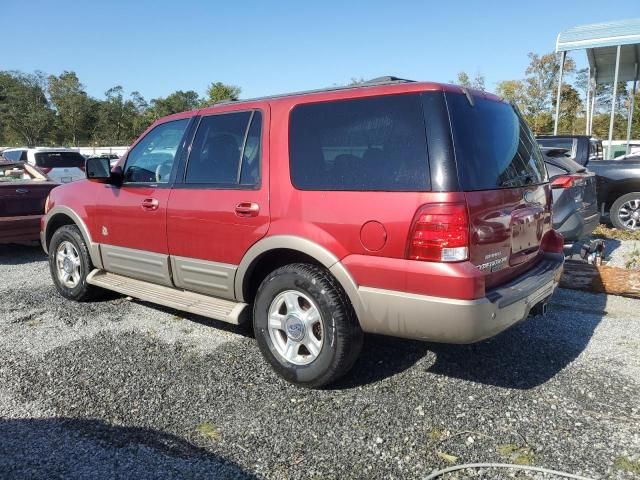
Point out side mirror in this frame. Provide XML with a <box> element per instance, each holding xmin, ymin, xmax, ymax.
<box><xmin>86</xmin><ymin>157</ymin><xmax>111</xmax><ymax>182</ymax></box>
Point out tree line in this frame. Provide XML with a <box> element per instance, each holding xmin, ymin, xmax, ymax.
<box><xmin>1</xmin><ymin>51</ymin><xmax>638</xmax><ymax>147</ymax></box>
<box><xmin>0</xmin><ymin>71</ymin><xmax>240</xmax><ymax>146</ymax></box>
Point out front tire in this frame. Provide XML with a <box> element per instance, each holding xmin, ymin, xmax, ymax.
<box><xmin>610</xmin><ymin>192</ymin><xmax>640</xmax><ymax>231</ymax></box>
<box><xmin>49</xmin><ymin>225</ymin><xmax>101</xmax><ymax>301</ymax></box>
<box><xmin>253</xmin><ymin>263</ymin><xmax>363</xmax><ymax>388</ymax></box>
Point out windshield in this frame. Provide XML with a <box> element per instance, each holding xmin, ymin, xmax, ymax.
<box><xmin>34</xmin><ymin>152</ymin><xmax>85</xmax><ymax>169</ymax></box>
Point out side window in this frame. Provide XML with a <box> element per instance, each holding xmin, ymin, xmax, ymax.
<box><xmin>185</xmin><ymin>110</ymin><xmax>261</xmax><ymax>186</ymax></box>
<box><xmin>123</xmin><ymin>119</ymin><xmax>189</xmax><ymax>184</ymax></box>
<box><xmin>289</xmin><ymin>94</ymin><xmax>430</xmax><ymax>191</ymax></box>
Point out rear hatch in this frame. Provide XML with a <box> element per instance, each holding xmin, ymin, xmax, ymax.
<box><xmin>445</xmin><ymin>91</ymin><xmax>552</xmax><ymax>289</ymax></box>
<box><xmin>546</xmin><ymin>154</ymin><xmax>598</xmax><ymax>217</ymax></box>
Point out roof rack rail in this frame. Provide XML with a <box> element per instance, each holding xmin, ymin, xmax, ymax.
<box><xmin>199</xmin><ymin>75</ymin><xmax>417</xmax><ymax>109</ymax></box>
<box><xmin>360</xmin><ymin>76</ymin><xmax>415</xmax><ymax>85</ymax></box>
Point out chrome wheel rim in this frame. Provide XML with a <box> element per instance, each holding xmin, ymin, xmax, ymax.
<box><xmin>56</xmin><ymin>241</ymin><xmax>82</xmax><ymax>288</ymax></box>
<box><xmin>267</xmin><ymin>290</ymin><xmax>323</xmax><ymax>365</ymax></box>
<box><xmin>618</xmin><ymin>198</ymin><xmax>640</xmax><ymax>230</ymax></box>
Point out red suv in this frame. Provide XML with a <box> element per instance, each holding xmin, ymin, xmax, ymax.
<box><xmin>41</xmin><ymin>77</ymin><xmax>564</xmax><ymax>387</ymax></box>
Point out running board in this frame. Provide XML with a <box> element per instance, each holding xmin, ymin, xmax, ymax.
<box><xmin>86</xmin><ymin>269</ymin><xmax>247</xmax><ymax>324</ymax></box>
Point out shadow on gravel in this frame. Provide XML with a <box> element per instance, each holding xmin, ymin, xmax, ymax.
<box><xmin>0</xmin><ymin>244</ymin><xmax>46</xmax><ymax>265</ymax></box>
<box><xmin>0</xmin><ymin>417</ymin><xmax>256</xmax><ymax>479</ymax></box>
<box><xmin>338</xmin><ymin>289</ymin><xmax>606</xmax><ymax>390</ymax></box>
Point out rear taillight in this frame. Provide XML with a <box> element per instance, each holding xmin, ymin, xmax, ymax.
<box><xmin>541</xmin><ymin>229</ymin><xmax>565</xmax><ymax>253</ymax></box>
<box><xmin>40</xmin><ymin>167</ymin><xmax>52</xmax><ymax>174</ymax></box>
<box><xmin>407</xmin><ymin>203</ymin><xmax>469</xmax><ymax>262</ymax></box>
<box><xmin>551</xmin><ymin>175</ymin><xmax>584</xmax><ymax>189</ymax></box>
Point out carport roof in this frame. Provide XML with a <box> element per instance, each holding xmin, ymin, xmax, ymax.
<box><xmin>556</xmin><ymin>18</ymin><xmax>640</xmax><ymax>84</ymax></box>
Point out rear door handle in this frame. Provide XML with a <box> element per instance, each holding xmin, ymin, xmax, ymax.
<box><xmin>141</xmin><ymin>198</ymin><xmax>159</xmax><ymax>211</ymax></box>
<box><xmin>15</xmin><ymin>188</ymin><xmax>29</xmax><ymax>194</ymax></box>
<box><xmin>235</xmin><ymin>202</ymin><xmax>259</xmax><ymax>217</ymax></box>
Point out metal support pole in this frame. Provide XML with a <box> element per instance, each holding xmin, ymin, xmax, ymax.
<box><xmin>608</xmin><ymin>45</ymin><xmax>622</xmax><ymax>158</ymax></box>
<box><xmin>626</xmin><ymin>63</ymin><xmax>638</xmax><ymax>155</ymax></box>
<box><xmin>585</xmin><ymin>66</ymin><xmax>591</xmax><ymax>135</ymax></box>
<box><xmin>554</xmin><ymin>51</ymin><xmax>567</xmax><ymax>135</ymax></box>
<box><xmin>590</xmin><ymin>88</ymin><xmax>596</xmax><ymax>135</ymax></box>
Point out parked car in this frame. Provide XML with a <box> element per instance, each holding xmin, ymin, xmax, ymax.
<box><xmin>540</xmin><ymin>147</ymin><xmax>599</xmax><ymax>243</ymax></box>
<box><xmin>41</xmin><ymin>78</ymin><xmax>564</xmax><ymax>387</ymax></box>
<box><xmin>0</xmin><ymin>161</ymin><xmax>59</xmax><ymax>244</ymax></box>
<box><xmin>2</xmin><ymin>148</ymin><xmax>85</xmax><ymax>184</ymax></box>
<box><xmin>536</xmin><ymin>136</ymin><xmax>640</xmax><ymax>231</ymax></box>
<box><xmin>537</xmin><ymin>135</ymin><xmax>603</xmax><ymax>166</ymax></box>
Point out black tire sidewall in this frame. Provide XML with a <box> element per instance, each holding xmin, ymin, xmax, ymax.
<box><xmin>253</xmin><ymin>266</ymin><xmax>345</xmax><ymax>386</ymax></box>
<box><xmin>611</xmin><ymin>193</ymin><xmax>640</xmax><ymax>231</ymax></box>
<box><xmin>49</xmin><ymin>225</ymin><xmax>94</xmax><ymax>301</ymax></box>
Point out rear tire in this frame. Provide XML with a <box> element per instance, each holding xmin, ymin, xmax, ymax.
<box><xmin>610</xmin><ymin>192</ymin><xmax>640</xmax><ymax>231</ymax></box>
<box><xmin>253</xmin><ymin>263</ymin><xmax>363</xmax><ymax>388</ymax></box>
<box><xmin>49</xmin><ymin>225</ymin><xmax>102</xmax><ymax>301</ymax></box>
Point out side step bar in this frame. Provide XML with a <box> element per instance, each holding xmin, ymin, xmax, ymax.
<box><xmin>87</xmin><ymin>269</ymin><xmax>247</xmax><ymax>324</ymax></box>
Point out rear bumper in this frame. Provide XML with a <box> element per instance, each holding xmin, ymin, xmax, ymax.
<box><xmin>356</xmin><ymin>252</ymin><xmax>564</xmax><ymax>343</ymax></box>
<box><xmin>0</xmin><ymin>215</ymin><xmax>42</xmax><ymax>244</ymax></box>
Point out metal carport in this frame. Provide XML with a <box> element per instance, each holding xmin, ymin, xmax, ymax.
<box><xmin>554</xmin><ymin>18</ymin><xmax>640</xmax><ymax>157</ymax></box>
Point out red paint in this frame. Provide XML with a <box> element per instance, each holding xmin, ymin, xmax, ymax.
<box><xmin>42</xmin><ymin>80</ymin><xmax>558</xmax><ymax>303</ymax></box>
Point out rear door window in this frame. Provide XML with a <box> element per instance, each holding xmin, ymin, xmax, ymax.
<box><xmin>34</xmin><ymin>151</ymin><xmax>85</xmax><ymax>169</ymax></box>
<box><xmin>184</xmin><ymin>110</ymin><xmax>261</xmax><ymax>186</ymax></box>
<box><xmin>446</xmin><ymin>93</ymin><xmax>548</xmax><ymax>190</ymax></box>
<box><xmin>289</xmin><ymin>94</ymin><xmax>430</xmax><ymax>191</ymax></box>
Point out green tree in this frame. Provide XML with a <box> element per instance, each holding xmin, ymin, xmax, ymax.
<box><xmin>496</xmin><ymin>80</ymin><xmax>526</xmax><ymax>108</ymax></box>
<box><xmin>150</xmin><ymin>90</ymin><xmax>200</xmax><ymax>117</ymax></box>
<box><xmin>0</xmin><ymin>71</ymin><xmax>55</xmax><ymax>146</ymax></box>
<box><xmin>455</xmin><ymin>71</ymin><xmax>485</xmax><ymax>91</ymax></box>
<box><xmin>203</xmin><ymin>82</ymin><xmax>241</xmax><ymax>106</ymax></box>
<box><xmin>94</xmin><ymin>86</ymin><xmax>140</xmax><ymax>145</ymax></box>
<box><xmin>522</xmin><ymin>52</ymin><xmax>576</xmax><ymax>133</ymax></box>
<box><xmin>47</xmin><ymin>71</ymin><xmax>91</xmax><ymax>145</ymax></box>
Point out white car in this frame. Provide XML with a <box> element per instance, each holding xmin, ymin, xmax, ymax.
<box><xmin>1</xmin><ymin>148</ymin><xmax>85</xmax><ymax>183</ymax></box>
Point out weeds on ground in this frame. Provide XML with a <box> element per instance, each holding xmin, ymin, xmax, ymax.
<box><xmin>614</xmin><ymin>456</ymin><xmax>640</xmax><ymax>474</ymax></box>
<box><xmin>625</xmin><ymin>242</ymin><xmax>640</xmax><ymax>269</ymax></box>
<box><xmin>593</xmin><ymin>224</ymin><xmax>640</xmax><ymax>241</ymax></box>
<box><xmin>496</xmin><ymin>443</ymin><xmax>535</xmax><ymax>465</ymax></box>
<box><xmin>196</xmin><ymin>422</ymin><xmax>221</xmax><ymax>442</ymax></box>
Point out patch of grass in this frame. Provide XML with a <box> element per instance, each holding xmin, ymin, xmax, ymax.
<box><xmin>497</xmin><ymin>444</ymin><xmax>535</xmax><ymax>465</ymax></box>
<box><xmin>614</xmin><ymin>456</ymin><xmax>640</xmax><ymax>474</ymax></box>
<box><xmin>593</xmin><ymin>224</ymin><xmax>640</xmax><ymax>241</ymax></box>
<box><xmin>436</xmin><ymin>451</ymin><xmax>458</xmax><ymax>464</ymax></box>
<box><xmin>196</xmin><ymin>422</ymin><xmax>221</xmax><ymax>442</ymax></box>
<box><xmin>625</xmin><ymin>242</ymin><xmax>640</xmax><ymax>269</ymax></box>
<box><xmin>428</xmin><ymin>427</ymin><xmax>448</xmax><ymax>441</ymax></box>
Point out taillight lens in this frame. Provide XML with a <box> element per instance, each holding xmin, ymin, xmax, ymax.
<box><xmin>551</xmin><ymin>175</ymin><xmax>576</xmax><ymax>189</ymax></box>
<box><xmin>407</xmin><ymin>203</ymin><xmax>469</xmax><ymax>262</ymax></box>
<box><xmin>44</xmin><ymin>195</ymin><xmax>52</xmax><ymax>214</ymax></box>
<box><xmin>541</xmin><ymin>229</ymin><xmax>565</xmax><ymax>253</ymax></box>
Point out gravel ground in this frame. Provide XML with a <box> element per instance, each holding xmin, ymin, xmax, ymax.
<box><xmin>1</xmin><ymin>244</ymin><xmax>639</xmax><ymax>480</ymax></box>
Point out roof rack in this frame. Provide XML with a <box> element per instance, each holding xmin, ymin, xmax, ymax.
<box><xmin>208</xmin><ymin>76</ymin><xmax>416</xmax><ymax>107</ymax></box>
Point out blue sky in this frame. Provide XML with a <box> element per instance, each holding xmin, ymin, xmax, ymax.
<box><xmin>2</xmin><ymin>0</ymin><xmax>637</xmax><ymax>101</ymax></box>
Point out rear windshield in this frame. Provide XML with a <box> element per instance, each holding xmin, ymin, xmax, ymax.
<box><xmin>446</xmin><ymin>93</ymin><xmax>548</xmax><ymax>190</ymax></box>
<box><xmin>289</xmin><ymin>94</ymin><xmax>430</xmax><ymax>191</ymax></box>
<box><xmin>34</xmin><ymin>151</ymin><xmax>85</xmax><ymax>169</ymax></box>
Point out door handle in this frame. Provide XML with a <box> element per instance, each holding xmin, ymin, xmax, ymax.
<box><xmin>15</xmin><ymin>188</ymin><xmax>29</xmax><ymax>194</ymax></box>
<box><xmin>141</xmin><ymin>198</ymin><xmax>159</xmax><ymax>211</ymax></box>
<box><xmin>235</xmin><ymin>202</ymin><xmax>259</xmax><ymax>217</ymax></box>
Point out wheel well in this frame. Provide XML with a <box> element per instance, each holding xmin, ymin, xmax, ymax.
<box><xmin>605</xmin><ymin>184</ymin><xmax>640</xmax><ymax>211</ymax></box>
<box><xmin>45</xmin><ymin>213</ymin><xmax>76</xmax><ymax>249</ymax></box>
<box><xmin>242</xmin><ymin>249</ymin><xmax>324</xmax><ymax>304</ymax></box>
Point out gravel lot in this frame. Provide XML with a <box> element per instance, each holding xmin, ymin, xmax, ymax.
<box><xmin>1</xmin><ymin>244</ymin><xmax>639</xmax><ymax>479</ymax></box>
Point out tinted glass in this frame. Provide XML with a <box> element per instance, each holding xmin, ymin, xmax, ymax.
<box><xmin>34</xmin><ymin>152</ymin><xmax>84</xmax><ymax>169</ymax></box>
<box><xmin>447</xmin><ymin>93</ymin><xmax>548</xmax><ymax>190</ymax></box>
<box><xmin>537</xmin><ymin>138</ymin><xmax>575</xmax><ymax>152</ymax></box>
<box><xmin>289</xmin><ymin>94</ymin><xmax>430</xmax><ymax>191</ymax></box>
<box><xmin>186</xmin><ymin>111</ymin><xmax>252</xmax><ymax>184</ymax></box>
<box><xmin>240</xmin><ymin>111</ymin><xmax>262</xmax><ymax>186</ymax></box>
<box><xmin>124</xmin><ymin>119</ymin><xmax>189</xmax><ymax>183</ymax></box>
